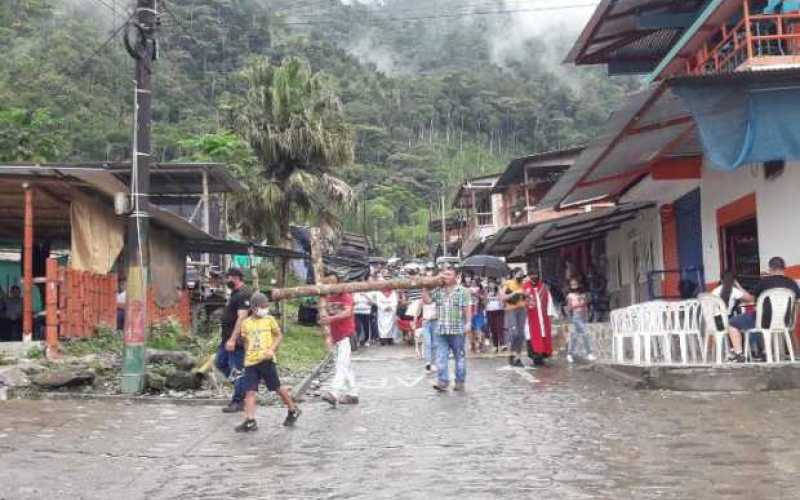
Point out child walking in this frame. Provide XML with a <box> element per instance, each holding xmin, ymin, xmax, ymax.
<box><xmin>226</xmin><ymin>292</ymin><xmax>301</xmax><ymax>432</ymax></box>
<box><xmin>565</xmin><ymin>277</ymin><xmax>597</xmax><ymax>363</ymax></box>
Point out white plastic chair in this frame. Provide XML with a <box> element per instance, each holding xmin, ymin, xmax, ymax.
<box><xmin>745</xmin><ymin>288</ymin><xmax>797</xmax><ymax>363</ymax></box>
<box><xmin>698</xmin><ymin>294</ymin><xmax>730</xmax><ymax>364</ymax></box>
<box><xmin>669</xmin><ymin>300</ymin><xmax>705</xmax><ymax>364</ymax></box>
<box><xmin>611</xmin><ymin>309</ymin><xmax>624</xmax><ymax>362</ymax></box>
<box><xmin>611</xmin><ymin>307</ymin><xmax>636</xmax><ymax>364</ymax></box>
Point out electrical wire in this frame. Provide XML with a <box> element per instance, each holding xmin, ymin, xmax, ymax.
<box><xmin>65</xmin><ymin>12</ymin><xmax>135</xmax><ymax>80</ymax></box>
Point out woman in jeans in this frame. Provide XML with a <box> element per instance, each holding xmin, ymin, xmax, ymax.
<box><xmin>565</xmin><ymin>277</ymin><xmax>596</xmax><ymax>363</ymax></box>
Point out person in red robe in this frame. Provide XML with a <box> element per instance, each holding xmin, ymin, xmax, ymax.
<box><xmin>523</xmin><ymin>268</ymin><xmax>559</xmax><ymax>366</ymax></box>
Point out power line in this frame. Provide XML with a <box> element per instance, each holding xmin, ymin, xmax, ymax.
<box><xmin>90</xmin><ymin>0</ymin><xmax>123</xmax><ymax>16</ymax></box>
<box><xmin>287</xmin><ymin>4</ymin><xmax>600</xmax><ymax>24</ymax></box>
<box><xmin>280</xmin><ymin>0</ymin><xmax>599</xmax><ymax>23</ymax></box>
<box><xmin>64</xmin><ymin>12</ymin><xmax>135</xmax><ymax>81</ymax></box>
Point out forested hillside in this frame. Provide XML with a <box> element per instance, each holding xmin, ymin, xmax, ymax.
<box><xmin>0</xmin><ymin>0</ymin><xmax>640</xmax><ymax>256</ymax></box>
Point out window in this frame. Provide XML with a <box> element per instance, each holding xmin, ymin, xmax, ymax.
<box><xmin>764</xmin><ymin>160</ymin><xmax>785</xmax><ymax>180</ymax></box>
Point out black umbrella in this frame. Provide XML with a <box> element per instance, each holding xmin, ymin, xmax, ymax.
<box><xmin>461</xmin><ymin>255</ymin><xmax>511</xmax><ymax>278</ymax></box>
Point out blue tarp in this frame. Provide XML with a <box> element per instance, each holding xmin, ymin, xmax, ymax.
<box><xmin>673</xmin><ymin>82</ymin><xmax>800</xmax><ymax>170</ymax></box>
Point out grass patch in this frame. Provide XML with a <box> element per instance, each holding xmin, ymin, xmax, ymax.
<box><xmin>61</xmin><ymin>327</ymin><xmax>124</xmax><ymax>357</ymax></box>
<box><xmin>279</xmin><ymin>321</ymin><xmax>327</xmax><ymax>373</ymax></box>
<box><xmin>25</xmin><ymin>345</ymin><xmax>45</xmax><ymax>359</ymax></box>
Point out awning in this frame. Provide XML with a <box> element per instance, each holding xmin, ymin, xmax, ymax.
<box><xmin>492</xmin><ymin>148</ymin><xmax>584</xmax><ymax>194</ymax></box>
<box><xmin>670</xmin><ymin>68</ymin><xmax>800</xmax><ymax>170</ymax></box>
<box><xmin>566</xmin><ymin>0</ymin><xmax>708</xmax><ymax>74</ymax></box>
<box><xmin>538</xmin><ymin>85</ymin><xmax>701</xmax><ymax>209</ymax></box>
<box><xmin>509</xmin><ymin>203</ymin><xmax>654</xmax><ymax>259</ymax></box>
<box><xmin>481</xmin><ymin>222</ymin><xmax>537</xmax><ymax>262</ymax></box>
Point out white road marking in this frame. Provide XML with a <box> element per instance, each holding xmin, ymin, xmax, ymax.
<box><xmin>395</xmin><ymin>375</ymin><xmax>425</xmax><ymax>388</ymax></box>
<box><xmin>497</xmin><ymin>365</ymin><xmax>539</xmax><ymax>384</ymax></box>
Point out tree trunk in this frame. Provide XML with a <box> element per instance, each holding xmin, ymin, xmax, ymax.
<box><xmin>269</xmin><ymin>276</ymin><xmax>447</xmax><ymax>301</ymax></box>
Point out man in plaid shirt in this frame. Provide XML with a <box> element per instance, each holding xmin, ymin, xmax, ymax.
<box><xmin>423</xmin><ymin>267</ymin><xmax>473</xmax><ymax>392</ymax></box>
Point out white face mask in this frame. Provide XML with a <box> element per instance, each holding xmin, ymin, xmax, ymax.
<box><xmin>254</xmin><ymin>308</ymin><xmax>270</xmax><ymax>318</ymax></box>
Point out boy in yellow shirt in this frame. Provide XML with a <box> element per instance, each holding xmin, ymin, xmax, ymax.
<box><xmin>226</xmin><ymin>292</ymin><xmax>301</xmax><ymax>432</ymax></box>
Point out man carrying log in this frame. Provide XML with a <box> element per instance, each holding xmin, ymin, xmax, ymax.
<box><xmin>422</xmin><ymin>267</ymin><xmax>473</xmax><ymax>392</ymax></box>
<box><xmin>319</xmin><ymin>270</ymin><xmax>359</xmax><ymax>407</ymax></box>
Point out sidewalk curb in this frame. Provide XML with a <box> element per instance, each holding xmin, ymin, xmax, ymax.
<box><xmin>591</xmin><ymin>363</ymin><xmax>647</xmax><ymax>389</ymax></box>
<box><xmin>292</xmin><ymin>352</ymin><xmax>333</xmax><ymax>401</ymax></box>
<box><xmin>12</xmin><ymin>390</ymin><xmax>229</xmax><ymax>406</ymax></box>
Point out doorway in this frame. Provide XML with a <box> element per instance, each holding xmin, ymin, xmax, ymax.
<box><xmin>722</xmin><ymin>217</ymin><xmax>760</xmax><ymax>290</ymax></box>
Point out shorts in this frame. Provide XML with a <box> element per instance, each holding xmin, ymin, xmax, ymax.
<box><xmin>243</xmin><ymin>359</ymin><xmax>281</xmax><ymax>392</ymax></box>
<box><xmin>729</xmin><ymin>312</ymin><xmax>756</xmax><ymax>331</ymax></box>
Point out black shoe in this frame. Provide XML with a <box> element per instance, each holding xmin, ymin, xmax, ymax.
<box><xmin>433</xmin><ymin>382</ymin><xmax>448</xmax><ymax>392</ymax></box>
<box><xmin>222</xmin><ymin>402</ymin><xmax>244</xmax><ymax>413</ymax></box>
<box><xmin>234</xmin><ymin>419</ymin><xmax>257</xmax><ymax>432</ymax></box>
<box><xmin>512</xmin><ymin>358</ymin><xmax>524</xmax><ymax>368</ymax></box>
<box><xmin>284</xmin><ymin>408</ymin><xmax>301</xmax><ymax>426</ymax></box>
<box><xmin>727</xmin><ymin>353</ymin><xmax>746</xmax><ymax>363</ymax></box>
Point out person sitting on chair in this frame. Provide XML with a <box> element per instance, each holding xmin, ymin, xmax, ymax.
<box><xmin>728</xmin><ymin>257</ymin><xmax>800</xmax><ymax>362</ymax></box>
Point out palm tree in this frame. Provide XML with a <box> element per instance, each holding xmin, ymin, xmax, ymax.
<box><xmin>227</xmin><ymin>56</ymin><xmax>355</xmax><ymax>284</ymax></box>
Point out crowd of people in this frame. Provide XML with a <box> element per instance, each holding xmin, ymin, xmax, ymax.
<box><xmin>213</xmin><ymin>262</ymin><xmax>603</xmax><ymax>432</ymax></box>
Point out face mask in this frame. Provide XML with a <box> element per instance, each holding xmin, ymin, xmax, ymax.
<box><xmin>254</xmin><ymin>308</ymin><xmax>270</xmax><ymax>318</ymax></box>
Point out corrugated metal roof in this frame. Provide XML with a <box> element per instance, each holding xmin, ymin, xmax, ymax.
<box><xmin>567</xmin><ymin>0</ymin><xmax>707</xmax><ymax>68</ymax></box>
<box><xmin>510</xmin><ymin>203</ymin><xmax>654</xmax><ymax>258</ymax></box>
<box><xmin>492</xmin><ymin>147</ymin><xmax>584</xmax><ymax>194</ymax></box>
<box><xmin>537</xmin><ymin>87</ymin><xmax>659</xmax><ymax>209</ymax></box>
<box><xmin>540</xmin><ymin>84</ymin><xmax>701</xmax><ymax>209</ymax></box>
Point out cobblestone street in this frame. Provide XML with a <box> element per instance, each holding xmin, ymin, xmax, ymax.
<box><xmin>3</xmin><ymin>346</ymin><xmax>800</xmax><ymax>499</ymax></box>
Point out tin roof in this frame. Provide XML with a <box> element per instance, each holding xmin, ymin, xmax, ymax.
<box><xmin>537</xmin><ymin>84</ymin><xmax>701</xmax><ymax>209</ymax></box>
<box><xmin>566</xmin><ymin>0</ymin><xmax>707</xmax><ymax>73</ymax></box>
<box><xmin>492</xmin><ymin>147</ymin><xmax>585</xmax><ymax>195</ymax></box>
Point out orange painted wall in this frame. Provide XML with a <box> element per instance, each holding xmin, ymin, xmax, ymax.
<box><xmin>660</xmin><ymin>204</ymin><xmax>680</xmax><ymax>297</ymax></box>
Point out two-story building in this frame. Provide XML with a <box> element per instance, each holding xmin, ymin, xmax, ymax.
<box><xmin>510</xmin><ymin>0</ymin><xmax>800</xmax><ymax>308</ymax></box>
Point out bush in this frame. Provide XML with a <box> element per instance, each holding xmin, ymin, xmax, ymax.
<box><xmin>25</xmin><ymin>345</ymin><xmax>44</xmax><ymax>359</ymax></box>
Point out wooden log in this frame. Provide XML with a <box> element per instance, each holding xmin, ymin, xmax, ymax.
<box><xmin>45</xmin><ymin>258</ymin><xmax>59</xmax><ymax>351</ymax></box>
<box><xmin>22</xmin><ymin>185</ymin><xmax>33</xmax><ymax>341</ymax></box>
<box><xmin>309</xmin><ymin>228</ymin><xmax>328</xmax><ymax>325</ymax></box>
<box><xmin>268</xmin><ymin>275</ymin><xmax>447</xmax><ymax>301</ymax></box>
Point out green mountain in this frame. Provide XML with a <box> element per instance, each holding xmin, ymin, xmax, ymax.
<box><xmin>0</xmin><ymin>0</ymin><xmax>639</xmax><ymax>257</ymax></box>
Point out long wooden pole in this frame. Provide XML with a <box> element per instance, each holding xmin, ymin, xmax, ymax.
<box><xmin>269</xmin><ymin>275</ymin><xmax>447</xmax><ymax>301</ymax></box>
<box><xmin>22</xmin><ymin>183</ymin><xmax>33</xmax><ymax>342</ymax></box>
<box><xmin>45</xmin><ymin>258</ymin><xmax>59</xmax><ymax>354</ymax></box>
<box><xmin>309</xmin><ymin>228</ymin><xmax>329</xmax><ymax>335</ymax></box>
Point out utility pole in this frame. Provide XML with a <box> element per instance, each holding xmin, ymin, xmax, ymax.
<box><xmin>121</xmin><ymin>0</ymin><xmax>157</xmax><ymax>394</ymax></box>
<box><xmin>440</xmin><ymin>193</ymin><xmax>447</xmax><ymax>259</ymax></box>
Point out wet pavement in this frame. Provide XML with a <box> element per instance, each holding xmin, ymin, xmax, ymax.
<box><xmin>2</xmin><ymin>345</ymin><xmax>800</xmax><ymax>499</ymax></box>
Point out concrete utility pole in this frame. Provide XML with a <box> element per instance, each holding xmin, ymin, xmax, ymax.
<box><xmin>121</xmin><ymin>0</ymin><xmax>158</xmax><ymax>394</ymax></box>
<box><xmin>440</xmin><ymin>193</ymin><xmax>447</xmax><ymax>258</ymax></box>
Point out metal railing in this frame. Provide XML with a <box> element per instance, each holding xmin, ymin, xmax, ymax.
<box><xmin>690</xmin><ymin>9</ymin><xmax>800</xmax><ymax>75</ymax></box>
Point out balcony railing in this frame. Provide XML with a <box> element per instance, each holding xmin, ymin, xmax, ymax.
<box><xmin>689</xmin><ymin>8</ymin><xmax>800</xmax><ymax>75</ymax></box>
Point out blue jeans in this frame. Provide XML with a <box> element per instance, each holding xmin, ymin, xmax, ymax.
<box><xmin>569</xmin><ymin>316</ymin><xmax>593</xmax><ymax>356</ymax></box>
<box><xmin>356</xmin><ymin>314</ymin><xmax>372</xmax><ymax>344</ymax></box>
<box><xmin>423</xmin><ymin>320</ymin><xmax>438</xmax><ymax>364</ymax></box>
<box><xmin>215</xmin><ymin>342</ymin><xmax>245</xmax><ymax>404</ymax></box>
<box><xmin>435</xmin><ymin>334</ymin><xmax>466</xmax><ymax>385</ymax></box>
